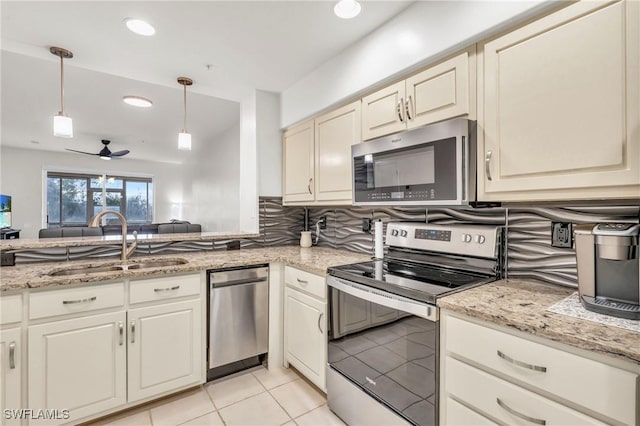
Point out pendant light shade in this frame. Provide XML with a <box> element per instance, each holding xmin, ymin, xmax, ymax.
<box><xmin>50</xmin><ymin>46</ymin><xmax>74</xmax><ymax>138</ymax></box>
<box><xmin>177</xmin><ymin>77</ymin><xmax>193</xmax><ymax>151</ymax></box>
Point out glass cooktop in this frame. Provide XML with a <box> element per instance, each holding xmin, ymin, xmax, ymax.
<box><xmin>328</xmin><ymin>259</ymin><xmax>495</xmax><ymax>304</ymax></box>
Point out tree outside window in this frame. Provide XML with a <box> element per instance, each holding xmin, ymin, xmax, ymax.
<box><xmin>46</xmin><ymin>172</ymin><xmax>153</xmax><ymax>227</ymax></box>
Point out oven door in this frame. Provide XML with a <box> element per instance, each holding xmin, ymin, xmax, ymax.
<box><xmin>326</xmin><ymin>275</ymin><xmax>439</xmax><ymax>426</ymax></box>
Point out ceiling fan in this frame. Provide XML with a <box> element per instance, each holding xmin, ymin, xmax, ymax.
<box><xmin>66</xmin><ymin>139</ymin><xmax>130</xmax><ymax>160</ymax></box>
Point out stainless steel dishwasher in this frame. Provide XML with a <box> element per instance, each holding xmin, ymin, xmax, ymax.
<box><xmin>207</xmin><ymin>265</ymin><xmax>269</xmax><ymax>381</ymax></box>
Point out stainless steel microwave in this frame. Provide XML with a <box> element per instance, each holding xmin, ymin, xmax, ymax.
<box><xmin>352</xmin><ymin>118</ymin><xmax>476</xmax><ymax>206</ymax></box>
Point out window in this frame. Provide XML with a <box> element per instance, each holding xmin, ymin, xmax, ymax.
<box><xmin>46</xmin><ymin>172</ymin><xmax>153</xmax><ymax>227</ymax></box>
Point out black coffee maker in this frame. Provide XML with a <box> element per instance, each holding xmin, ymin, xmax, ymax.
<box><xmin>574</xmin><ymin>223</ymin><xmax>640</xmax><ymax>319</ymax></box>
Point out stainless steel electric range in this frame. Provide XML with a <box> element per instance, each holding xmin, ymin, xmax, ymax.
<box><xmin>326</xmin><ymin>222</ymin><xmax>504</xmax><ymax>426</ymax></box>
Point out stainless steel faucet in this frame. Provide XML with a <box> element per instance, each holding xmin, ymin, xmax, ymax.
<box><xmin>88</xmin><ymin>210</ymin><xmax>137</xmax><ymax>261</ymax></box>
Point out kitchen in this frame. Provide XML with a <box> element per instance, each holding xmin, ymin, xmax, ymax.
<box><xmin>1</xmin><ymin>1</ymin><xmax>639</xmax><ymax>425</ymax></box>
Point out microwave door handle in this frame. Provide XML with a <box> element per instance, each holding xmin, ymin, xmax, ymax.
<box><xmin>397</xmin><ymin>98</ymin><xmax>404</xmax><ymax>122</ymax></box>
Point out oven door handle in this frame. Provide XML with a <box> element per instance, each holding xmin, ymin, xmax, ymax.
<box><xmin>327</xmin><ymin>275</ymin><xmax>437</xmax><ymax>321</ymax></box>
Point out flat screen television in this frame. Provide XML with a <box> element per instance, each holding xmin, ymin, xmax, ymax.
<box><xmin>0</xmin><ymin>194</ymin><xmax>12</xmax><ymax>229</ymax></box>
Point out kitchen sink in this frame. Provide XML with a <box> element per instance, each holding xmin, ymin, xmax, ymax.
<box><xmin>48</xmin><ymin>258</ymin><xmax>188</xmax><ymax>276</ymax></box>
<box><xmin>126</xmin><ymin>259</ymin><xmax>188</xmax><ymax>269</ymax></box>
<box><xmin>49</xmin><ymin>265</ymin><xmax>125</xmax><ymax>276</ymax></box>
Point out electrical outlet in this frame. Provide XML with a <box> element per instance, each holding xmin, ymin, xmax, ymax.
<box><xmin>362</xmin><ymin>218</ymin><xmax>372</xmax><ymax>233</ymax></box>
<box><xmin>551</xmin><ymin>222</ymin><xmax>573</xmax><ymax>248</ymax></box>
<box><xmin>319</xmin><ymin>216</ymin><xmax>327</xmax><ymax>230</ymax></box>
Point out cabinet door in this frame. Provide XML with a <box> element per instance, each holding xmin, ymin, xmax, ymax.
<box><xmin>284</xmin><ymin>288</ymin><xmax>327</xmax><ymax>390</ymax></box>
<box><xmin>370</xmin><ymin>304</ymin><xmax>398</xmax><ymax>326</ymax></box>
<box><xmin>127</xmin><ymin>299</ymin><xmax>202</xmax><ymax>402</ymax></box>
<box><xmin>283</xmin><ymin>121</ymin><xmax>315</xmax><ymax>203</ymax></box>
<box><xmin>337</xmin><ymin>291</ymin><xmax>370</xmax><ymax>336</ymax></box>
<box><xmin>479</xmin><ymin>0</ymin><xmax>640</xmax><ymax>201</ymax></box>
<box><xmin>361</xmin><ymin>81</ymin><xmax>407</xmax><ymax>140</ymax></box>
<box><xmin>314</xmin><ymin>101</ymin><xmax>361</xmax><ymax>203</ymax></box>
<box><xmin>406</xmin><ymin>49</ymin><xmax>472</xmax><ymax>129</ymax></box>
<box><xmin>1</xmin><ymin>328</ymin><xmax>21</xmax><ymax>426</ymax></box>
<box><xmin>28</xmin><ymin>311</ymin><xmax>126</xmax><ymax>425</ymax></box>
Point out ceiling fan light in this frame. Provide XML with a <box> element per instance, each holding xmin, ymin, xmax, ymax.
<box><xmin>125</xmin><ymin>18</ymin><xmax>156</xmax><ymax>36</ymax></box>
<box><xmin>100</xmin><ymin>155</ymin><xmax>112</xmax><ymax>161</ymax></box>
<box><xmin>123</xmin><ymin>96</ymin><xmax>153</xmax><ymax>108</ymax></box>
<box><xmin>178</xmin><ymin>132</ymin><xmax>192</xmax><ymax>151</ymax></box>
<box><xmin>53</xmin><ymin>114</ymin><xmax>73</xmax><ymax>138</ymax></box>
<box><xmin>334</xmin><ymin>0</ymin><xmax>361</xmax><ymax>19</ymax></box>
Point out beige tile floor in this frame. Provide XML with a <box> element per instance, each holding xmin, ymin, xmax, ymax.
<box><xmin>86</xmin><ymin>367</ymin><xmax>345</xmax><ymax>426</ymax></box>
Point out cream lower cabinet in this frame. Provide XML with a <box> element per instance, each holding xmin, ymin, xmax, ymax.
<box><xmin>1</xmin><ymin>328</ymin><xmax>22</xmax><ymax>426</ymax></box>
<box><xmin>26</xmin><ymin>273</ymin><xmax>204</xmax><ymax>425</ymax></box>
<box><xmin>283</xmin><ymin>101</ymin><xmax>361</xmax><ymax>206</ymax></box>
<box><xmin>362</xmin><ymin>48</ymin><xmax>474</xmax><ymax>140</ymax></box>
<box><xmin>283</xmin><ymin>266</ymin><xmax>327</xmax><ymax>391</ymax></box>
<box><xmin>478</xmin><ymin>0</ymin><xmax>640</xmax><ymax>202</ymax></box>
<box><xmin>28</xmin><ymin>311</ymin><xmax>127</xmax><ymax>425</ymax></box>
<box><xmin>127</xmin><ymin>299</ymin><xmax>201</xmax><ymax>402</ymax></box>
<box><xmin>440</xmin><ymin>311</ymin><xmax>639</xmax><ymax>425</ymax></box>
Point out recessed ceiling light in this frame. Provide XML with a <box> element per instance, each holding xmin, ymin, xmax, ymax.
<box><xmin>124</xmin><ymin>18</ymin><xmax>155</xmax><ymax>36</ymax></box>
<box><xmin>123</xmin><ymin>96</ymin><xmax>153</xmax><ymax>108</ymax></box>
<box><xmin>334</xmin><ymin>0</ymin><xmax>361</xmax><ymax>19</ymax></box>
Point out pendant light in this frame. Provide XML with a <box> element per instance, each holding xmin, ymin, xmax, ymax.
<box><xmin>50</xmin><ymin>46</ymin><xmax>74</xmax><ymax>138</ymax></box>
<box><xmin>177</xmin><ymin>77</ymin><xmax>193</xmax><ymax>151</ymax></box>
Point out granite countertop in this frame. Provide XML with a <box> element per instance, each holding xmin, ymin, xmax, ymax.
<box><xmin>0</xmin><ymin>231</ymin><xmax>261</xmax><ymax>250</ymax></box>
<box><xmin>438</xmin><ymin>278</ymin><xmax>640</xmax><ymax>366</ymax></box>
<box><xmin>0</xmin><ymin>246</ymin><xmax>371</xmax><ymax>292</ymax></box>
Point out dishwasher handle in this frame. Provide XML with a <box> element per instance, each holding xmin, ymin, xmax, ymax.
<box><xmin>210</xmin><ymin>276</ymin><xmax>268</xmax><ymax>288</ymax></box>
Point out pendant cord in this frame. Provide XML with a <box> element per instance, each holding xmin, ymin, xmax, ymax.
<box><xmin>183</xmin><ymin>83</ymin><xmax>187</xmax><ymax>132</ymax></box>
<box><xmin>59</xmin><ymin>54</ymin><xmax>65</xmax><ymax>114</ymax></box>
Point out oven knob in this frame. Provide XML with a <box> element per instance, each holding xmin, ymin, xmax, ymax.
<box><xmin>461</xmin><ymin>234</ymin><xmax>472</xmax><ymax>243</ymax></box>
<box><xmin>391</xmin><ymin>229</ymin><xmax>399</xmax><ymax>237</ymax></box>
<box><xmin>474</xmin><ymin>235</ymin><xmax>486</xmax><ymax>244</ymax></box>
<box><xmin>400</xmin><ymin>230</ymin><xmax>408</xmax><ymax>238</ymax></box>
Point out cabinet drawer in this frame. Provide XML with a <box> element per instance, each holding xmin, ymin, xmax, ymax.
<box><xmin>445</xmin><ymin>396</ymin><xmax>498</xmax><ymax>426</ymax></box>
<box><xmin>284</xmin><ymin>266</ymin><xmax>325</xmax><ymax>299</ymax></box>
<box><xmin>444</xmin><ymin>315</ymin><xmax>638</xmax><ymax>425</ymax></box>
<box><xmin>446</xmin><ymin>357</ymin><xmax>606</xmax><ymax>425</ymax></box>
<box><xmin>129</xmin><ymin>273</ymin><xmax>201</xmax><ymax>304</ymax></box>
<box><xmin>1</xmin><ymin>294</ymin><xmax>22</xmax><ymax>324</ymax></box>
<box><xmin>30</xmin><ymin>282</ymin><xmax>125</xmax><ymax>320</ymax></box>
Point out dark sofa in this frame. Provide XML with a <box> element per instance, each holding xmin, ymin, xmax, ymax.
<box><xmin>39</xmin><ymin>222</ymin><xmax>202</xmax><ymax>238</ymax></box>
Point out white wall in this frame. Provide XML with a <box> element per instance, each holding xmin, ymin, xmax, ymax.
<box><xmin>0</xmin><ymin>133</ymin><xmax>241</xmax><ymax>238</ymax></box>
<box><xmin>281</xmin><ymin>0</ymin><xmax>556</xmax><ymax>127</ymax></box>
<box><xmin>186</xmin><ymin>124</ymin><xmax>241</xmax><ymax>232</ymax></box>
<box><xmin>256</xmin><ymin>90</ymin><xmax>282</xmax><ymax>197</ymax></box>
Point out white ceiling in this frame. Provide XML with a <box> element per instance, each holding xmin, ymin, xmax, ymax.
<box><xmin>0</xmin><ymin>1</ymin><xmax>413</xmax><ymax>164</ymax></box>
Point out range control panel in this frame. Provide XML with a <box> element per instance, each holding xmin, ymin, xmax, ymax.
<box><xmin>385</xmin><ymin>222</ymin><xmax>500</xmax><ymax>259</ymax></box>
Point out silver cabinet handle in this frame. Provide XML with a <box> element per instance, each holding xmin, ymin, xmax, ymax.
<box><xmin>9</xmin><ymin>342</ymin><xmax>16</xmax><ymax>369</ymax></box>
<box><xmin>130</xmin><ymin>320</ymin><xmax>136</xmax><ymax>344</ymax></box>
<box><xmin>405</xmin><ymin>96</ymin><xmax>413</xmax><ymax>120</ymax></box>
<box><xmin>497</xmin><ymin>350</ymin><xmax>547</xmax><ymax>372</ymax></box>
<box><xmin>296</xmin><ymin>278</ymin><xmax>309</xmax><ymax>285</ymax></box>
<box><xmin>497</xmin><ymin>398</ymin><xmax>546</xmax><ymax>425</ymax></box>
<box><xmin>485</xmin><ymin>150</ymin><xmax>493</xmax><ymax>181</ymax></box>
<box><xmin>62</xmin><ymin>296</ymin><xmax>97</xmax><ymax>305</ymax></box>
<box><xmin>307</xmin><ymin>178</ymin><xmax>313</xmax><ymax>194</ymax></box>
<box><xmin>118</xmin><ymin>322</ymin><xmax>124</xmax><ymax>346</ymax></box>
<box><xmin>396</xmin><ymin>98</ymin><xmax>405</xmax><ymax>122</ymax></box>
<box><xmin>154</xmin><ymin>285</ymin><xmax>180</xmax><ymax>293</ymax></box>
<box><xmin>317</xmin><ymin>313</ymin><xmax>324</xmax><ymax>334</ymax></box>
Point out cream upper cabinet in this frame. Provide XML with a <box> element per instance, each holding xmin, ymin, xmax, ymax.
<box><xmin>314</xmin><ymin>101</ymin><xmax>361</xmax><ymax>202</ymax></box>
<box><xmin>283</xmin><ymin>101</ymin><xmax>361</xmax><ymax>206</ymax></box>
<box><xmin>478</xmin><ymin>0</ymin><xmax>640</xmax><ymax>202</ymax></box>
<box><xmin>362</xmin><ymin>48</ymin><xmax>475</xmax><ymax>141</ymax></box>
<box><xmin>283</xmin><ymin>121</ymin><xmax>315</xmax><ymax>203</ymax></box>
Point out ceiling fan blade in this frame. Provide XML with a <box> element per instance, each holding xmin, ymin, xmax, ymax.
<box><xmin>109</xmin><ymin>150</ymin><xmax>130</xmax><ymax>157</ymax></box>
<box><xmin>65</xmin><ymin>148</ymin><xmax>99</xmax><ymax>156</ymax></box>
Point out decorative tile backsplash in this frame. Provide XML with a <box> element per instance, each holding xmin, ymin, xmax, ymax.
<box><xmin>9</xmin><ymin>196</ymin><xmax>639</xmax><ymax>289</ymax></box>
<box><xmin>260</xmin><ymin>197</ymin><xmax>639</xmax><ymax>288</ymax></box>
